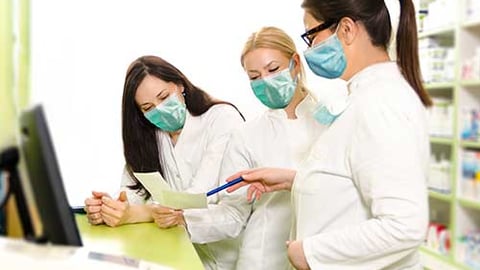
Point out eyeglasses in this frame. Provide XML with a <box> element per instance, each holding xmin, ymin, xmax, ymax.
<box><xmin>301</xmin><ymin>20</ymin><xmax>336</xmax><ymax>47</ymax></box>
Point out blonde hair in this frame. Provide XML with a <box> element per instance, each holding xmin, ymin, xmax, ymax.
<box><xmin>241</xmin><ymin>26</ymin><xmax>306</xmax><ymax>88</ymax></box>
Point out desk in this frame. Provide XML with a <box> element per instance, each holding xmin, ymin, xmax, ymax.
<box><xmin>76</xmin><ymin>215</ymin><xmax>204</xmax><ymax>270</ymax></box>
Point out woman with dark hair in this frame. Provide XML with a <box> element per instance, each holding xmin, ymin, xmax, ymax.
<box><xmin>83</xmin><ymin>54</ymin><xmax>244</xmax><ymax>236</ymax></box>
<box><xmin>227</xmin><ymin>1</ymin><xmax>431</xmax><ymax>269</ymax></box>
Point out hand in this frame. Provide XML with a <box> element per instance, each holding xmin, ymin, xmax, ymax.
<box><xmin>225</xmin><ymin>167</ymin><xmax>296</xmax><ymax>201</ymax></box>
<box><xmin>151</xmin><ymin>204</ymin><xmax>185</xmax><ymax>229</ymax></box>
<box><xmin>84</xmin><ymin>191</ymin><xmax>110</xmax><ymax>225</ymax></box>
<box><xmin>101</xmin><ymin>191</ymin><xmax>129</xmax><ymax>227</ymax></box>
<box><xmin>287</xmin><ymin>240</ymin><xmax>310</xmax><ymax>270</ymax></box>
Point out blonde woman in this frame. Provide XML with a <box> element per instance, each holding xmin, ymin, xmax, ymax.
<box><xmin>152</xmin><ymin>27</ymin><xmax>325</xmax><ymax>269</ymax></box>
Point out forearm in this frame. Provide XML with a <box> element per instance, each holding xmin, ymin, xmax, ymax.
<box><xmin>184</xmin><ymin>197</ymin><xmax>251</xmax><ymax>243</ymax></box>
<box><xmin>125</xmin><ymin>204</ymin><xmax>154</xmax><ymax>224</ymax></box>
<box><xmin>302</xmin><ymin>214</ymin><xmax>426</xmax><ymax>269</ymax></box>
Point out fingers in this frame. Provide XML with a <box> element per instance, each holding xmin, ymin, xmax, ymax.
<box><xmin>226</xmin><ymin>180</ymin><xmax>249</xmax><ymax>193</ymax></box>
<box><xmin>151</xmin><ymin>205</ymin><xmax>176</xmax><ymax>215</ymax></box>
<box><xmin>246</xmin><ymin>183</ymin><xmax>266</xmax><ymax>201</ymax></box>
<box><xmin>117</xmin><ymin>191</ymin><xmax>128</xmax><ymax>202</ymax></box>
<box><xmin>101</xmin><ymin>197</ymin><xmax>128</xmax><ymax>227</ymax></box>
<box><xmin>85</xmin><ymin>197</ymin><xmax>102</xmax><ymax>207</ymax></box>
<box><xmin>225</xmin><ymin>170</ymin><xmax>251</xmax><ymax>182</ymax></box>
<box><xmin>152</xmin><ymin>210</ymin><xmax>184</xmax><ymax>229</ymax></box>
<box><xmin>87</xmin><ymin>212</ymin><xmax>104</xmax><ymax>225</ymax></box>
<box><xmin>102</xmin><ymin>213</ymin><xmax>122</xmax><ymax>227</ymax></box>
<box><xmin>92</xmin><ymin>191</ymin><xmax>110</xmax><ymax>199</ymax></box>
<box><xmin>85</xmin><ymin>205</ymin><xmax>102</xmax><ymax>213</ymax></box>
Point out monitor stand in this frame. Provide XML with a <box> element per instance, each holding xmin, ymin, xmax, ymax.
<box><xmin>0</xmin><ymin>147</ymin><xmax>39</xmax><ymax>242</ymax></box>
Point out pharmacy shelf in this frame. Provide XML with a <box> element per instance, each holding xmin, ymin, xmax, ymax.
<box><xmin>429</xmin><ymin>190</ymin><xmax>453</xmax><ymax>202</ymax></box>
<box><xmin>430</xmin><ymin>137</ymin><xmax>454</xmax><ymax>145</ymax></box>
<box><xmin>419</xmin><ymin>26</ymin><xmax>455</xmax><ymax>39</ymax></box>
<box><xmin>418</xmin><ymin>1</ymin><xmax>480</xmax><ymax>268</ymax></box>
<box><xmin>419</xmin><ymin>246</ymin><xmax>455</xmax><ymax>268</ymax></box>
<box><xmin>460</xmin><ymin>140</ymin><xmax>480</xmax><ymax>149</ymax></box>
<box><xmin>420</xmin><ymin>246</ymin><xmax>472</xmax><ymax>270</ymax></box>
<box><xmin>425</xmin><ymin>82</ymin><xmax>456</xmax><ymax>90</ymax></box>
<box><xmin>458</xmin><ymin>197</ymin><xmax>480</xmax><ymax>211</ymax></box>
<box><xmin>462</xmin><ymin>19</ymin><xmax>480</xmax><ymax>29</ymax></box>
<box><xmin>459</xmin><ymin>80</ymin><xmax>480</xmax><ymax>88</ymax></box>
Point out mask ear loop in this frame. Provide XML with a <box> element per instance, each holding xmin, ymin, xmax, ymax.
<box><xmin>288</xmin><ymin>57</ymin><xmax>300</xmax><ymax>84</ymax></box>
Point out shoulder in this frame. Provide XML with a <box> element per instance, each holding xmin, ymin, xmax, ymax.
<box><xmin>197</xmin><ymin>103</ymin><xmax>245</xmax><ymax>133</ymax></box>
<box><xmin>204</xmin><ymin>103</ymin><xmax>243</xmax><ymax>120</ymax></box>
<box><xmin>351</xmin><ymin>78</ymin><xmax>427</xmax><ymax>144</ymax></box>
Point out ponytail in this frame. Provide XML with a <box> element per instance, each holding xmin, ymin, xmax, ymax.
<box><xmin>396</xmin><ymin>0</ymin><xmax>432</xmax><ymax>107</ymax></box>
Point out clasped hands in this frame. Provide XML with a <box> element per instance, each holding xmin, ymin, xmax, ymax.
<box><xmin>84</xmin><ymin>190</ymin><xmax>185</xmax><ymax>229</ymax></box>
<box><xmin>84</xmin><ymin>190</ymin><xmax>129</xmax><ymax>227</ymax></box>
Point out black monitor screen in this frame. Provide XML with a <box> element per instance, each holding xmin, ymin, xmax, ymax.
<box><xmin>19</xmin><ymin>104</ymin><xmax>82</xmax><ymax>246</ymax></box>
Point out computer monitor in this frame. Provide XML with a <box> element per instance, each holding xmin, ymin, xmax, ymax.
<box><xmin>19</xmin><ymin>104</ymin><xmax>82</xmax><ymax>246</ymax></box>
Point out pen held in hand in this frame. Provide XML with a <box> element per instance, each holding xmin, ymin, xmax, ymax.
<box><xmin>206</xmin><ymin>177</ymin><xmax>244</xmax><ymax>197</ymax></box>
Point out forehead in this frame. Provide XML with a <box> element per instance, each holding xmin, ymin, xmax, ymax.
<box><xmin>135</xmin><ymin>75</ymin><xmax>170</xmax><ymax>99</ymax></box>
<box><xmin>243</xmin><ymin>48</ymin><xmax>287</xmax><ymax>69</ymax></box>
<box><xmin>303</xmin><ymin>11</ymin><xmax>321</xmax><ymax>29</ymax></box>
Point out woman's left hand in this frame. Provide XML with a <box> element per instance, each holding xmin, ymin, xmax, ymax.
<box><xmin>100</xmin><ymin>191</ymin><xmax>130</xmax><ymax>227</ymax></box>
<box><xmin>151</xmin><ymin>204</ymin><xmax>185</xmax><ymax>229</ymax></box>
<box><xmin>287</xmin><ymin>240</ymin><xmax>310</xmax><ymax>270</ymax></box>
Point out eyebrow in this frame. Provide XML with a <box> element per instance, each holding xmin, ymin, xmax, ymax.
<box><xmin>140</xmin><ymin>88</ymin><xmax>167</xmax><ymax>106</ymax></box>
<box><xmin>247</xmin><ymin>60</ymin><xmax>280</xmax><ymax>73</ymax></box>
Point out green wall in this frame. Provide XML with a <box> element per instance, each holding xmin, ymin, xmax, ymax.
<box><xmin>0</xmin><ymin>0</ymin><xmax>30</xmax><ymax>150</ymax></box>
<box><xmin>0</xmin><ymin>0</ymin><xmax>16</xmax><ymax>150</ymax></box>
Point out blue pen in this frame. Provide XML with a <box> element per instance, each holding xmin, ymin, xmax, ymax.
<box><xmin>206</xmin><ymin>177</ymin><xmax>244</xmax><ymax>197</ymax></box>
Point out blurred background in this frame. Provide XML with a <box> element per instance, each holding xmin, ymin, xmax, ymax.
<box><xmin>1</xmin><ymin>0</ymin><xmax>345</xmax><ymax>208</ymax></box>
<box><xmin>3</xmin><ymin>0</ymin><xmax>480</xmax><ymax>269</ymax></box>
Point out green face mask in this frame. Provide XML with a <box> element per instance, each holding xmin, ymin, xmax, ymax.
<box><xmin>144</xmin><ymin>93</ymin><xmax>186</xmax><ymax>132</ymax></box>
<box><xmin>250</xmin><ymin>59</ymin><xmax>297</xmax><ymax>109</ymax></box>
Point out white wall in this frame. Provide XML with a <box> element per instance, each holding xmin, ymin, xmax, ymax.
<box><xmin>30</xmin><ymin>0</ymin><xmax>345</xmax><ymax>206</ymax></box>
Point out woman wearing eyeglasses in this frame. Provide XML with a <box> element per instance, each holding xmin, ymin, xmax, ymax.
<box><xmin>227</xmin><ymin>1</ymin><xmax>431</xmax><ymax>269</ymax></box>
<box><xmin>151</xmin><ymin>27</ymin><xmax>326</xmax><ymax>269</ymax></box>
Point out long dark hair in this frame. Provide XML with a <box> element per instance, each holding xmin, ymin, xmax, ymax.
<box><xmin>301</xmin><ymin>0</ymin><xmax>432</xmax><ymax>107</ymax></box>
<box><xmin>122</xmin><ymin>55</ymin><xmax>244</xmax><ymax>197</ymax></box>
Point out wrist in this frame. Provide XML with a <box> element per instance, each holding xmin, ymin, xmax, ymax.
<box><xmin>285</xmin><ymin>169</ymin><xmax>297</xmax><ymax>190</ymax></box>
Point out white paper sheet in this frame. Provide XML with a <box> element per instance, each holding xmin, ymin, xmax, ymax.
<box><xmin>133</xmin><ymin>172</ymin><xmax>207</xmax><ymax>209</ymax></box>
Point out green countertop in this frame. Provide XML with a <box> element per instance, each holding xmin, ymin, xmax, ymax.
<box><xmin>76</xmin><ymin>215</ymin><xmax>204</xmax><ymax>270</ymax></box>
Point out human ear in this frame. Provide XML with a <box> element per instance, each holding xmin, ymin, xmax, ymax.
<box><xmin>338</xmin><ymin>17</ymin><xmax>358</xmax><ymax>46</ymax></box>
<box><xmin>292</xmin><ymin>53</ymin><xmax>301</xmax><ymax>74</ymax></box>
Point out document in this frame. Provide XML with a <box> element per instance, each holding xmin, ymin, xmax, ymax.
<box><xmin>133</xmin><ymin>172</ymin><xmax>207</xmax><ymax>209</ymax></box>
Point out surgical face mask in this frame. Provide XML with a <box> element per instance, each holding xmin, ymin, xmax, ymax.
<box><xmin>303</xmin><ymin>27</ymin><xmax>347</xmax><ymax>79</ymax></box>
<box><xmin>312</xmin><ymin>96</ymin><xmax>349</xmax><ymax>125</ymax></box>
<box><xmin>143</xmin><ymin>93</ymin><xmax>186</xmax><ymax>132</ymax></box>
<box><xmin>250</xmin><ymin>60</ymin><xmax>297</xmax><ymax>109</ymax></box>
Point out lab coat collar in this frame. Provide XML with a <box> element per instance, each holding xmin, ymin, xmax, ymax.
<box><xmin>347</xmin><ymin>61</ymin><xmax>398</xmax><ymax>93</ymax></box>
<box><xmin>267</xmin><ymin>94</ymin><xmax>316</xmax><ymax>119</ymax></box>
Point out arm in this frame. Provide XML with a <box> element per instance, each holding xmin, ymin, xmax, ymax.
<box><xmin>100</xmin><ymin>191</ymin><xmax>154</xmax><ymax>227</ymax></box>
<box><xmin>181</xmin><ymin>128</ymin><xmax>253</xmax><ymax>243</ymax></box>
<box><xmin>225</xmin><ymin>167</ymin><xmax>296</xmax><ymax>201</ymax></box>
<box><xmin>183</xmin><ymin>105</ymin><xmax>245</xmax><ymax>194</ymax></box>
<box><xmin>300</xmin><ymin>103</ymin><xmax>428</xmax><ymax>269</ymax></box>
<box><xmin>99</xmin><ymin>167</ymin><xmax>154</xmax><ymax>227</ymax></box>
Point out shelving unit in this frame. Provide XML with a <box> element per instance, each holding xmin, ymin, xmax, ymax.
<box><xmin>417</xmin><ymin>0</ymin><xmax>480</xmax><ymax>269</ymax></box>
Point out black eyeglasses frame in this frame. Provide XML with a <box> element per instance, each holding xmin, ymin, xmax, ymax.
<box><xmin>301</xmin><ymin>20</ymin><xmax>336</xmax><ymax>47</ymax></box>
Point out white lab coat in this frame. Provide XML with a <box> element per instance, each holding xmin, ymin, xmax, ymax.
<box><xmin>120</xmin><ymin>104</ymin><xmax>245</xmax><ymax>270</ymax></box>
<box><xmin>292</xmin><ymin>62</ymin><xmax>429</xmax><ymax>270</ymax></box>
<box><xmin>183</xmin><ymin>94</ymin><xmax>326</xmax><ymax>270</ymax></box>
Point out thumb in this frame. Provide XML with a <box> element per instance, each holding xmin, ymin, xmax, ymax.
<box><xmin>117</xmin><ymin>191</ymin><xmax>128</xmax><ymax>202</ymax></box>
<box><xmin>92</xmin><ymin>191</ymin><xmax>110</xmax><ymax>199</ymax></box>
